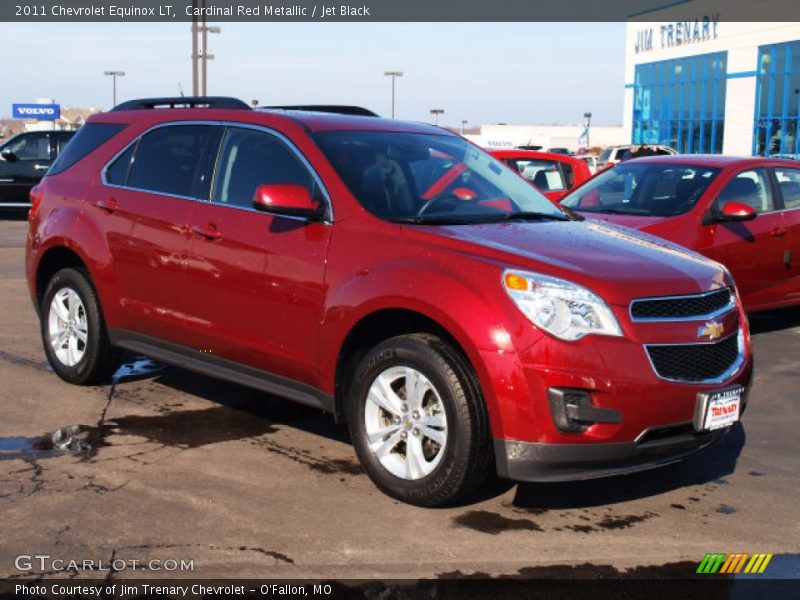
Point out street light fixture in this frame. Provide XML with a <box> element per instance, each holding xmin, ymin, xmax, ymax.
<box><xmin>103</xmin><ymin>71</ymin><xmax>125</xmax><ymax>107</ymax></box>
<box><xmin>430</xmin><ymin>108</ymin><xmax>444</xmax><ymax>126</ymax></box>
<box><xmin>383</xmin><ymin>71</ymin><xmax>403</xmax><ymax>118</ymax></box>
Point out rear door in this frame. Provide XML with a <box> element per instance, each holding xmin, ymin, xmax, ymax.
<box><xmin>182</xmin><ymin>125</ymin><xmax>332</xmax><ymax>385</ymax></box>
<box><xmin>771</xmin><ymin>165</ymin><xmax>800</xmax><ymax>304</ymax></box>
<box><xmin>0</xmin><ymin>132</ymin><xmax>52</xmax><ymax>205</ymax></box>
<box><xmin>698</xmin><ymin>167</ymin><xmax>787</xmax><ymax>308</ymax></box>
<box><xmin>92</xmin><ymin>123</ymin><xmax>218</xmax><ymax>343</ymax></box>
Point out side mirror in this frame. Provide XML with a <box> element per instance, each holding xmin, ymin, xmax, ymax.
<box><xmin>0</xmin><ymin>148</ymin><xmax>16</xmax><ymax>162</ymax></box>
<box><xmin>252</xmin><ymin>184</ymin><xmax>321</xmax><ymax>219</ymax></box>
<box><xmin>717</xmin><ymin>201</ymin><xmax>757</xmax><ymax>222</ymax></box>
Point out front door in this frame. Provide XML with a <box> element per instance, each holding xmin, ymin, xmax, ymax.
<box><xmin>698</xmin><ymin>167</ymin><xmax>787</xmax><ymax>308</ymax></box>
<box><xmin>183</xmin><ymin>125</ymin><xmax>332</xmax><ymax>385</ymax></box>
<box><xmin>0</xmin><ymin>132</ymin><xmax>52</xmax><ymax>205</ymax></box>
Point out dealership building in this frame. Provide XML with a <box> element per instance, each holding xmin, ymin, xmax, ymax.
<box><xmin>623</xmin><ymin>5</ymin><xmax>800</xmax><ymax>156</ymax></box>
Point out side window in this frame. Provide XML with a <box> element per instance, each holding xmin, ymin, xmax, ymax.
<box><xmin>8</xmin><ymin>133</ymin><xmax>50</xmax><ymax>160</ymax></box>
<box><xmin>105</xmin><ymin>143</ymin><xmax>137</xmax><ymax>186</ymax></box>
<box><xmin>211</xmin><ymin>127</ymin><xmax>315</xmax><ymax>209</ymax></box>
<box><xmin>49</xmin><ymin>124</ymin><xmax>125</xmax><ymax>175</ymax></box>
<box><xmin>127</xmin><ymin>125</ymin><xmax>214</xmax><ymax>197</ymax></box>
<box><xmin>714</xmin><ymin>169</ymin><xmax>774</xmax><ymax>214</ymax></box>
<box><xmin>774</xmin><ymin>167</ymin><xmax>800</xmax><ymax>210</ymax></box>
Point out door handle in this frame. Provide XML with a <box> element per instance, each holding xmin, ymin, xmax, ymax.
<box><xmin>770</xmin><ymin>226</ymin><xmax>787</xmax><ymax>238</ymax></box>
<box><xmin>96</xmin><ymin>197</ymin><xmax>119</xmax><ymax>213</ymax></box>
<box><xmin>191</xmin><ymin>223</ymin><xmax>222</xmax><ymax>240</ymax></box>
<box><xmin>33</xmin><ymin>164</ymin><xmax>49</xmax><ymax>171</ymax></box>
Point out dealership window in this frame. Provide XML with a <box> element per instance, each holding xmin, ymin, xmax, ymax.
<box><xmin>632</xmin><ymin>52</ymin><xmax>727</xmax><ymax>154</ymax></box>
<box><xmin>753</xmin><ymin>41</ymin><xmax>800</xmax><ymax>157</ymax></box>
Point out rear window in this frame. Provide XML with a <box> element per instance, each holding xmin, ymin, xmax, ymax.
<box><xmin>48</xmin><ymin>123</ymin><xmax>126</xmax><ymax>176</ymax></box>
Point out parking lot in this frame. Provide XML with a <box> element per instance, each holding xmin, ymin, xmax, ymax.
<box><xmin>0</xmin><ymin>215</ymin><xmax>798</xmax><ymax>580</ymax></box>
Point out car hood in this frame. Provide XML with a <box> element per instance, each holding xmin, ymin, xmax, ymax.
<box><xmin>423</xmin><ymin>220</ymin><xmax>728</xmax><ymax>306</ymax></box>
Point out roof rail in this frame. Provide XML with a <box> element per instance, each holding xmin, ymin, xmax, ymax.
<box><xmin>111</xmin><ymin>96</ymin><xmax>251</xmax><ymax>112</ymax></box>
<box><xmin>262</xmin><ymin>105</ymin><xmax>379</xmax><ymax>117</ymax></box>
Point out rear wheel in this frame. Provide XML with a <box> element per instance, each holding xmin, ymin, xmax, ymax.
<box><xmin>41</xmin><ymin>268</ymin><xmax>123</xmax><ymax>385</ymax></box>
<box><xmin>348</xmin><ymin>334</ymin><xmax>493</xmax><ymax>507</ymax></box>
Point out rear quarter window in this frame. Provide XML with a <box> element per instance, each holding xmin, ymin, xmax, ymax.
<box><xmin>48</xmin><ymin>123</ymin><xmax>126</xmax><ymax>176</ymax></box>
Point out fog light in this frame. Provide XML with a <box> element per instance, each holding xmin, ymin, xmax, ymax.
<box><xmin>548</xmin><ymin>388</ymin><xmax>622</xmax><ymax>433</ymax></box>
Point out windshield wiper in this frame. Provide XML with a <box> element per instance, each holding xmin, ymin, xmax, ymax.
<box><xmin>389</xmin><ymin>211</ymin><xmax>570</xmax><ymax>225</ymax></box>
<box><xmin>577</xmin><ymin>207</ymin><xmax>648</xmax><ymax>215</ymax></box>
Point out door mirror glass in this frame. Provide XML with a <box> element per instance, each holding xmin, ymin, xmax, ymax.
<box><xmin>718</xmin><ymin>201</ymin><xmax>757</xmax><ymax>222</ymax></box>
<box><xmin>253</xmin><ymin>184</ymin><xmax>320</xmax><ymax>218</ymax></box>
<box><xmin>0</xmin><ymin>148</ymin><xmax>16</xmax><ymax>161</ymax></box>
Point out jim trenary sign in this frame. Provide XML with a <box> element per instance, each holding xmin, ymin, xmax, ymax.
<box><xmin>634</xmin><ymin>13</ymin><xmax>720</xmax><ymax>54</ymax></box>
<box><xmin>12</xmin><ymin>103</ymin><xmax>61</xmax><ymax>120</ymax></box>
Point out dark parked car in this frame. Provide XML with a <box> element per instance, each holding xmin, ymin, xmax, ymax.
<box><xmin>0</xmin><ymin>130</ymin><xmax>75</xmax><ymax>208</ymax></box>
<box><xmin>562</xmin><ymin>155</ymin><xmax>800</xmax><ymax>311</ymax></box>
<box><xmin>26</xmin><ymin>97</ymin><xmax>752</xmax><ymax>506</ymax></box>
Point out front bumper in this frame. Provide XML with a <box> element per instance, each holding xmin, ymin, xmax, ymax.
<box><xmin>494</xmin><ymin>422</ymin><xmax>731</xmax><ymax>482</ymax></box>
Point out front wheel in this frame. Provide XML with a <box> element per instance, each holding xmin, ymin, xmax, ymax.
<box><xmin>348</xmin><ymin>334</ymin><xmax>493</xmax><ymax>507</ymax></box>
<box><xmin>41</xmin><ymin>267</ymin><xmax>123</xmax><ymax>385</ymax></box>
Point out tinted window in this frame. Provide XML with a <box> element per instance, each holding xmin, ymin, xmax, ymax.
<box><xmin>49</xmin><ymin>124</ymin><xmax>124</xmax><ymax>175</ymax></box>
<box><xmin>714</xmin><ymin>169</ymin><xmax>774</xmax><ymax>214</ymax></box>
<box><xmin>6</xmin><ymin>133</ymin><xmax>50</xmax><ymax>160</ymax></box>
<box><xmin>127</xmin><ymin>125</ymin><xmax>214</xmax><ymax>197</ymax></box>
<box><xmin>105</xmin><ymin>142</ymin><xmax>137</xmax><ymax>186</ymax></box>
<box><xmin>211</xmin><ymin>127</ymin><xmax>315</xmax><ymax>209</ymax></box>
<box><xmin>562</xmin><ymin>163</ymin><xmax>720</xmax><ymax>217</ymax></box>
<box><xmin>774</xmin><ymin>167</ymin><xmax>800</xmax><ymax>209</ymax></box>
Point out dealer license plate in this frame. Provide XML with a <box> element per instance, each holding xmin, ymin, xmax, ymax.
<box><xmin>694</xmin><ymin>386</ymin><xmax>743</xmax><ymax>432</ymax></box>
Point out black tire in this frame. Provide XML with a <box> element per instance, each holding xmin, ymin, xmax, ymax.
<box><xmin>347</xmin><ymin>333</ymin><xmax>493</xmax><ymax>507</ymax></box>
<box><xmin>40</xmin><ymin>267</ymin><xmax>123</xmax><ymax>385</ymax></box>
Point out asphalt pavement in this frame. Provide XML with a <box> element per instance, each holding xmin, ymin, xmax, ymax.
<box><xmin>0</xmin><ymin>216</ymin><xmax>798</xmax><ymax>580</ymax></box>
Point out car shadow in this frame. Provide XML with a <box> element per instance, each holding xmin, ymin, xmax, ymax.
<box><xmin>748</xmin><ymin>307</ymin><xmax>800</xmax><ymax>335</ymax></box>
<box><xmin>106</xmin><ymin>357</ymin><xmax>746</xmax><ymax>508</ymax></box>
<box><xmin>508</xmin><ymin>424</ymin><xmax>745</xmax><ymax>510</ymax></box>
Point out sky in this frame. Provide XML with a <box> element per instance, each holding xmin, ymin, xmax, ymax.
<box><xmin>0</xmin><ymin>22</ymin><xmax>626</xmax><ymax>126</ymax></box>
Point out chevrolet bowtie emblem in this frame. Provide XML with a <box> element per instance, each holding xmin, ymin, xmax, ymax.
<box><xmin>699</xmin><ymin>321</ymin><xmax>724</xmax><ymax>340</ymax></box>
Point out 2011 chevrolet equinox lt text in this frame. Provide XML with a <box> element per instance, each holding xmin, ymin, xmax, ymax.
<box><xmin>25</xmin><ymin>97</ymin><xmax>752</xmax><ymax>507</ymax></box>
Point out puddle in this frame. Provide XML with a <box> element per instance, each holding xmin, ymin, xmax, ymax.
<box><xmin>0</xmin><ymin>402</ymin><xmax>280</xmax><ymax>462</ymax></box>
<box><xmin>453</xmin><ymin>510</ymin><xmax>543</xmax><ymax>534</ymax></box>
<box><xmin>112</xmin><ymin>356</ymin><xmax>164</xmax><ymax>382</ymax></box>
<box><xmin>0</xmin><ymin>425</ymin><xmax>89</xmax><ymax>461</ymax></box>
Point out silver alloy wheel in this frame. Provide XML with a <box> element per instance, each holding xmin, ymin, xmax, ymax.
<box><xmin>47</xmin><ymin>287</ymin><xmax>88</xmax><ymax>367</ymax></box>
<box><xmin>363</xmin><ymin>366</ymin><xmax>448</xmax><ymax>480</ymax></box>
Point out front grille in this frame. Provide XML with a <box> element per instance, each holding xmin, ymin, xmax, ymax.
<box><xmin>631</xmin><ymin>288</ymin><xmax>733</xmax><ymax>321</ymax></box>
<box><xmin>646</xmin><ymin>334</ymin><xmax>740</xmax><ymax>382</ymax></box>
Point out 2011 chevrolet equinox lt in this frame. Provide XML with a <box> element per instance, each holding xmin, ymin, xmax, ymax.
<box><xmin>26</xmin><ymin>97</ymin><xmax>752</xmax><ymax>506</ymax></box>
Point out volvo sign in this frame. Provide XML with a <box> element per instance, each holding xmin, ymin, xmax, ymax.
<box><xmin>12</xmin><ymin>103</ymin><xmax>61</xmax><ymax>120</ymax></box>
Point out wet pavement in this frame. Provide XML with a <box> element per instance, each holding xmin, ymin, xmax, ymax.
<box><xmin>0</xmin><ymin>217</ymin><xmax>798</xmax><ymax>579</ymax></box>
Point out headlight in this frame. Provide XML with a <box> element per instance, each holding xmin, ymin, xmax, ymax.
<box><xmin>502</xmin><ymin>269</ymin><xmax>623</xmax><ymax>341</ymax></box>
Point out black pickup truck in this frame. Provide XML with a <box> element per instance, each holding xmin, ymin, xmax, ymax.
<box><xmin>0</xmin><ymin>130</ymin><xmax>75</xmax><ymax>208</ymax></box>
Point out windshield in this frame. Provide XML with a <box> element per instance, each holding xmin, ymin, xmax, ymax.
<box><xmin>313</xmin><ymin>131</ymin><xmax>570</xmax><ymax>224</ymax></box>
<box><xmin>561</xmin><ymin>163</ymin><xmax>721</xmax><ymax>217</ymax></box>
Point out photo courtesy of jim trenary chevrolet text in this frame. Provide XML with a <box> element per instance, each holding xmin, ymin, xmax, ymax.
<box><xmin>0</xmin><ymin>0</ymin><xmax>799</xmax><ymax>598</ymax></box>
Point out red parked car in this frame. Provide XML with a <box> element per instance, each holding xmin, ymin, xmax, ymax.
<box><xmin>489</xmin><ymin>148</ymin><xmax>592</xmax><ymax>202</ymax></box>
<box><xmin>561</xmin><ymin>155</ymin><xmax>800</xmax><ymax>312</ymax></box>
<box><xmin>26</xmin><ymin>98</ymin><xmax>752</xmax><ymax>506</ymax></box>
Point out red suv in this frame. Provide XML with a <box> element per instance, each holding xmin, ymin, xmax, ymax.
<box><xmin>26</xmin><ymin>97</ymin><xmax>753</xmax><ymax>506</ymax></box>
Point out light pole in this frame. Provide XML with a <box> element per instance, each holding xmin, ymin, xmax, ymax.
<box><xmin>461</xmin><ymin>119</ymin><xmax>468</xmax><ymax>135</ymax></box>
<box><xmin>104</xmin><ymin>71</ymin><xmax>125</xmax><ymax>107</ymax></box>
<box><xmin>192</xmin><ymin>0</ymin><xmax>220</xmax><ymax>96</ymax></box>
<box><xmin>383</xmin><ymin>71</ymin><xmax>403</xmax><ymax>118</ymax></box>
<box><xmin>583</xmin><ymin>112</ymin><xmax>592</xmax><ymax>149</ymax></box>
<box><xmin>430</xmin><ymin>108</ymin><xmax>444</xmax><ymax>126</ymax></box>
